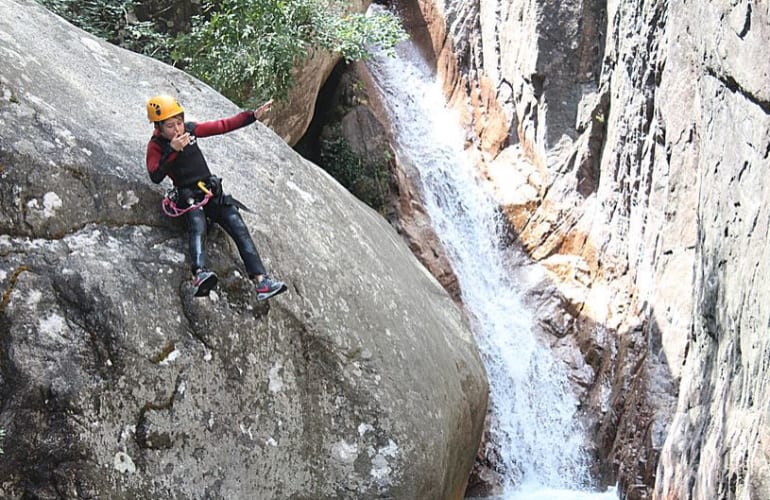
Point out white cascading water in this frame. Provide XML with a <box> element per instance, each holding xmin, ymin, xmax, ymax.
<box><xmin>366</xmin><ymin>34</ymin><xmax>618</xmax><ymax>500</ymax></box>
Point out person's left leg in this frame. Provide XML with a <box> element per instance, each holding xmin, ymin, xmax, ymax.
<box><xmin>208</xmin><ymin>203</ymin><xmax>266</xmax><ymax>277</ymax></box>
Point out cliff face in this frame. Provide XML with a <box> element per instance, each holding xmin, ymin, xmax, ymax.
<box><xmin>654</xmin><ymin>3</ymin><xmax>770</xmax><ymax>499</ymax></box>
<box><xmin>406</xmin><ymin>0</ymin><xmax>770</xmax><ymax>497</ymax></box>
<box><xmin>0</xmin><ymin>1</ymin><xmax>488</xmax><ymax>498</ymax></box>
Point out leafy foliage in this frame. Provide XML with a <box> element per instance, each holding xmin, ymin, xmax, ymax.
<box><xmin>174</xmin><ymin>0</ymin><xmax>407</xmax><ymax>106</ymax></box>
<box><xmin>320</xmin><ymin>129</ymin><xmax>391</xmax><ymax>213</ymax></box>
<box><xmin>38</xmin><ymin>0</ymin><xmax>173</xmax><ymax>61</ymax></box>
<box><xmin>38</xmin><ymin>0</ymin><xmax>407</xmax><ymax>108</ymax></box>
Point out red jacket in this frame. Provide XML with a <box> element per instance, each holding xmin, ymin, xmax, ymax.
<box><xmin>146</xmin><ymin>111</ymin><xmax>256</xmax><ymax>187</ymax></box>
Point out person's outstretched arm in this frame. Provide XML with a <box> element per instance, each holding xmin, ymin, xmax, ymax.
<box><xmin>194</xmin><ymin>100</ymin><xmax>274</xmax><ymax>138</ymax></box>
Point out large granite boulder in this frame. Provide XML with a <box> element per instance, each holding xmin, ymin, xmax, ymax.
<box><xmin>0</xmin><ymin>1</ymin><xmax>488</xmax><ymax>498</ymax></box>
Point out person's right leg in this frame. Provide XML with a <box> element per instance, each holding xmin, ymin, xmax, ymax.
<box><xmin>188</xmin><ymin>208</ymin><xmax>217</xmax><ymax>297</ymax></box>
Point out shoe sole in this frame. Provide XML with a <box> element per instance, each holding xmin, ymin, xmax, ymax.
<box><xmin>193</xmin><ymin>274</ymin><xmax>218</xmax><ymax>297</ymax></box>
<box><xmin>257</xmin><ymin>283</ymin><xmax>287</xmax><ymax>302</ymax></box>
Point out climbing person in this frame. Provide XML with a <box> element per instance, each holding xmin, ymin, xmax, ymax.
<box><xmin>144</xmin><ymin>94</ymin><xmax>287</xmax><ymax>301</ymax></box>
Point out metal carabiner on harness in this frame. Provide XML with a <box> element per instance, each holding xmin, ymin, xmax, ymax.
<box><xmin>161</xmin><ymin>181</ymin><xmax>213</xmax><ymax>218</ymax></box>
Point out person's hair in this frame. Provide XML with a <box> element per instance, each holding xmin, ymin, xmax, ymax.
<box><xmin>154</xmin><ymin>113</ymin><xmax>185</xmax><ymax>129</ymax></box>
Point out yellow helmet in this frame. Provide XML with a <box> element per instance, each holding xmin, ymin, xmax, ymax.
<box><xmin>146</xmin><ymin>94</ymin><xmax>184</xmax><ymax>122</ymax></box>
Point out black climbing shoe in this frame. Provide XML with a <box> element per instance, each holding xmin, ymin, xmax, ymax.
<box><xmin>192</xmin><ymin>269</ymin><xmax>218</xmax><ymax>297</ymax></box>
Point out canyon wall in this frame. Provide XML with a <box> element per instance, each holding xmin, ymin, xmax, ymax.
<box><xmin>404</xmin><ymin>0</ymin><xmax>770</xmax><ymax>497</ymax></box>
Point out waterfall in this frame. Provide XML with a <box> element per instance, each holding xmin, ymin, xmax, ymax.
<box><xmin>366</xmin><ymin>36</ymin><xmax>618</xmax><ymax>499</ymax></box>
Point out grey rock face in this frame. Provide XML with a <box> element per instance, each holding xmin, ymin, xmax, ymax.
<box><xmin>654</xmin><ymin>3</ymin><xmax>770</xmax><ymax>499</ymax></box>
<box><xmin>0</xmin><ymin>1</ymin><xmax>488</xmax><ymax>499</ymax></box>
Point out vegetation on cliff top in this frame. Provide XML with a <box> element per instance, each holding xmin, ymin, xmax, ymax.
<box><xmin>39</xmin><ymin>0</ymin><xmax>406</xmax><ymax>107</ymax></box>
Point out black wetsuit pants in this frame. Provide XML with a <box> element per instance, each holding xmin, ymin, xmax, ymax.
<box><xmin>186</xmin><ymin>201</ymin><xmax>266</xmax><ymax>278</ymax></box>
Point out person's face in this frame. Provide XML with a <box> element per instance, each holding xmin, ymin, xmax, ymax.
<box><xmin>159</xmin><ymin>115</ymin><xmax>184</xmax><ymax>140</ymax></box>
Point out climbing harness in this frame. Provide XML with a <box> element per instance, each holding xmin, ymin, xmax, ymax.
<box><xmin>162</xmin><ymin>181</ymin><xmax>213</xmax><ymax>218</ymax></box>
<box><xmin>161</xmin><ymin>177</ymin><xmax>252</xmax><ymax>217</ymax></box>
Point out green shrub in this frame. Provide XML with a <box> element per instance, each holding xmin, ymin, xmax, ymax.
<box><xmin>39</xmin><ymin>0</ymin><xmax>407</xmax><ymax>108</ymax></box>
<box><xmin>320</xmin><ymin>130</ymin><xmax>391</xmax><ymax>212</ymax></box>
<box><xmin>173</xmin><ymin>0</ymin><xmax>407</xmax><ymax>106</ymax></box>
